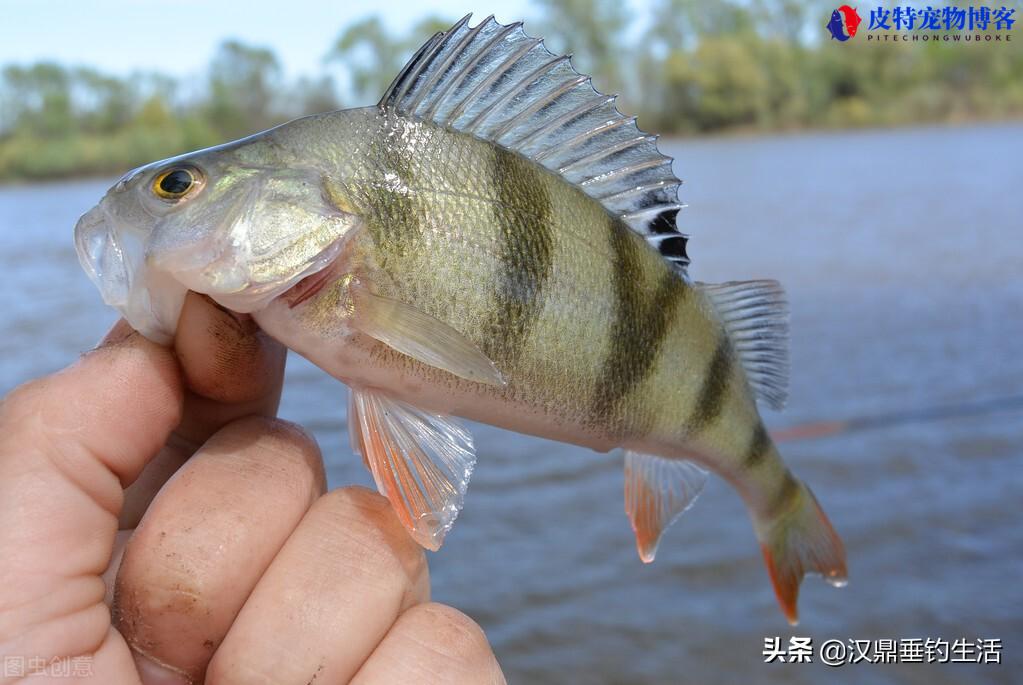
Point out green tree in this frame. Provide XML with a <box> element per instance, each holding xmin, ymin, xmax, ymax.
<box><xmin>532</xmin><ymin>0</ymin><xmax>630</xmax><ymax>97</ymax></box>
<box><xmin>2</xmin><ymin>4</ymin><xmax>1022</xmax><ymax>181</ymax></box>
<box><xmin>327</xmin><ymin>15</ymin><xmax>450</xmax><ymax>105</ymax></box>
<box><xmin>75</xmin><ymin>67</ymin><xmax>134</xmax><ymax>133</ymax></box>
<box><xmin>649</xmin><ymin>0</ymin><xmax>756</xmax><ymax>47</ymax></box>
<box><xmin>206</xmin><ymin>40</ymin><xmax>282</xmax><ymax>137</ymax></box>
<box><xmin>1</xmin><ymin>63</ymin><xmax>74</xmax><ymax>137</ymax></box>
<box><xmin>289</xmin><ymin>75</ymin><xmax>341</xmax><ymax>117</ymax></box>
<box><xmin>663</xmin><ymin>36</ymin><xmax>769</xmax><ymax>131</ymax></box>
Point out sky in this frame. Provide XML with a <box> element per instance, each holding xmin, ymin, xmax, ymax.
<box><xmin>0</xmin><ymin>0</ymin><xmax>544</xmax><ymax>80</ymax></box>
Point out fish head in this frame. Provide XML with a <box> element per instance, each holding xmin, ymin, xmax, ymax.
<box><xmin>75</xmin><ymin>134</ymin><xmax>358</xmax><ymax>343</ymax></box>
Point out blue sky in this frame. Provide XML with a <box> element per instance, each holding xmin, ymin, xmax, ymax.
<box><xmin>0</xmin><ymin>0</ymin><xmax>547</xmax><ymax>79</ymax></box>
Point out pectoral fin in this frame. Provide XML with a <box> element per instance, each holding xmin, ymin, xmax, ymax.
<box><xmin>624</xmin><ymin>450</ymin><xmax>708</xmax><ymax>563</ymax></box>
<box><xmin>350</xmin><ymin>278</ymin><xmax>506</xmax><ymax>387</ymax></box>
<box><xmin>348</xmin><ymin>387</ymin><xmax>476</xmax><ymax>550</ymax></box>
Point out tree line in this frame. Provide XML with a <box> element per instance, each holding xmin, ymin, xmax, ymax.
<box><xmin>1</xmin><ymin>0</ymin><xmax>1020</xmax><ymax>181</ymax></box>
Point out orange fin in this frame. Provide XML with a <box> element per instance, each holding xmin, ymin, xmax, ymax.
<box><xmin>349</xmin><ymin>388</ymin><xmax>476</xmax><ymax>550</ymax></box>
<box><xmin>624</xmin><ymin>450</ymin><xmax>708</xmax><ymax>563</ymax></box>
<box><xmin>347</xmin><ymin>391</ymin><xmax>370</xmax><ymax>470</ymax></box>
<box><xmin>759</xmin><ymin>480</ymin><xmax>847</xmax><ymax>625</ymax></box>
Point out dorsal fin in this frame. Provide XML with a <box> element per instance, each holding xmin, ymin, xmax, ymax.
<box><xmin>379</xmin><ymin>14</ymin><xmax>690</xmax><ymax>276</ymax></box>
<box><xmin>700</xmin><ymin>280</ymin><xmax>790</xmax><ymax>410</ymax></box>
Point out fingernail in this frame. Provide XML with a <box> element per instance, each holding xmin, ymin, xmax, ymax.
<box><xmin>132</xmin><ymin>650</ymin><xmax>191</xmax><ymax>685</ymax></box>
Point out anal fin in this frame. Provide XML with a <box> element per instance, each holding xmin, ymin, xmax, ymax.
<box><xmin>346</xmin><ymin>391</ymin><xmax>369</xmax><ymax>469</ymax></box>
<box><xmin>624</xmin><ymin>450</ymin><xmax>708</xmax><ymax>563</ymax></box>
<box><xmin>349</xmin><ymin>388</ymin><xmax>476</xmax><ymax>550</ymax></box>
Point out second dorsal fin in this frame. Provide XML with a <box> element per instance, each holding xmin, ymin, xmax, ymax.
<box><xmin>379</xmin><ymin>14</ymin><xmax>690</xmax><ymax>277</ymax></box>
<box><xmin>700</xmin><ymin>280</ymin><xmax>790</xmax><ymax>410</ymax></box>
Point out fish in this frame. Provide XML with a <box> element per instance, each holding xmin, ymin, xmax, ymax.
<box><xmin>826</xmin><ymin>9</ymin><xmax>852</xmax><ymax>41</ymax></box>
<box><xmin>839</xmin><ymin>6</ymin><xmax>863</xmax><ymax>37</ymax></box>
<box><xmin>75</xmin><ymin>15</ymin><xmax>847</xmax><ymax>624</ymax></box>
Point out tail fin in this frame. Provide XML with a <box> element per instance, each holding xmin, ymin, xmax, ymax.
<box><xmin>758</xmin><ymin>479</ymin><xmax>847</xmax><ymax>625</ymax></box>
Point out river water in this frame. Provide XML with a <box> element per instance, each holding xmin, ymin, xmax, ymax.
<box><xmin>1</xmin><ymin>123</ymin><xmax>1020</xmax><ymax>684</ymax></box>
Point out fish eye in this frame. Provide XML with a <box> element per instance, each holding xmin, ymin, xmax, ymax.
<box><xmin>152</xmin><ymin>166</ymin><xmax>204</xmax><ymax>201</ymax></box>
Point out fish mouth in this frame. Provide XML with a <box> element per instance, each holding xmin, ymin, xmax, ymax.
<box><xmin>75</xmin><ymin>203</ymin><xmax>133</xmax><ymax>309</ymax></box>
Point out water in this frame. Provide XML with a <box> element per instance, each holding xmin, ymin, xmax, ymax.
<box><xmin>1</xmin><ymin>123</ymin><xmax>1020</xmax><ymax>684</ymax></box>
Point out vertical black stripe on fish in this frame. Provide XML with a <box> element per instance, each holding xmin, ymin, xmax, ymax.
<box><xmin>765</xmin><ymin>470</ymin><xmax>801</xmax><ymax>519</ymax></box>
<box><xmin>480</xmin><ymin>146</ymin><xmax>554</xmax><ymax>366</ymax></box>
<box><xmin>360</xmin><ymin>128</ymin><xmax>423</xmax><ymax>270</ymax></box>
<box><xmin>683</xmin><ymin>333</ymin><xmax>733</xmax><ymax>435</ymax></box>
<box><xmin>589</xmin><ymin>220</ymin><xmax>687</xmax><ymax>428</ymax></box>
<box><xmin>742</xmin><ymin>422</ymin><xmax>772</xmax><ymax>470</ymax></box>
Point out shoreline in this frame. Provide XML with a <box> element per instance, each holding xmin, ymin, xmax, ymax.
<box><xmin>2</xmin><ymin>115</ymin><xmax>1020</xmax><ymax>187</ymax></box>
<box><xmin>664</xmin><ymin>114</ymin><xmax>1023</xmax><ymax>142</ymax></box>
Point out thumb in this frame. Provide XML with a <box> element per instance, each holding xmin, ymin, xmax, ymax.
<box><xmin>0</xmin><ymin>331</ymin><xmax>183</xmax><ymax>678</ymax></box>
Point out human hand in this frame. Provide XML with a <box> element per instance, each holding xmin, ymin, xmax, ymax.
<box><xmin>0</xmin><ymin>293</ymin><xmax>504</xmax><ymax>684</ymax></box>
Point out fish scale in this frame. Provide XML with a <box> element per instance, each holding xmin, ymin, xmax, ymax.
<box><xmin>74</xmin><ymin>14</ymin><xmax>846</xmax><ymax>625</ymax></box>
<box><xmin>321</xmin><ymin>110</ymin><xmax>628</xmax><ymax>431</ymax></box>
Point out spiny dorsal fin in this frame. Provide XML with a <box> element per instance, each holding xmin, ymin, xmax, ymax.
<box><xmin>700</xmin><ymin>280</ymin><xmax>790</xmax><ymax>410</ymax></box>
<box><xmin>379</xmin><ymin>14</ymin><xmax>690</xmax><ymax>276</ymax></box>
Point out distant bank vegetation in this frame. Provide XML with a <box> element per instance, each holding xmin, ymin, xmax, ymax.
<box><xmin>2</xmin><ymin>0</ymin><xmax>1020</xmax><ymax>181</ymax></box>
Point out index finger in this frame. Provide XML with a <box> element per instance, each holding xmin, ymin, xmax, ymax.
<box><xmin>119</xmin><ymin>292</ymin><xmax>287</xmax><ymax>527</ymax></box>
<box><xmin>173</xmin><ymin>291</ymin><xmax>286</xmax><ymax>445</ymax></box>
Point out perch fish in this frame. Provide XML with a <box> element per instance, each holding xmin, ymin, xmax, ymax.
<box><xmin>75</xmin><ymin>15</ymin><xmax>847</xmax><ymax>623</ymax></box>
